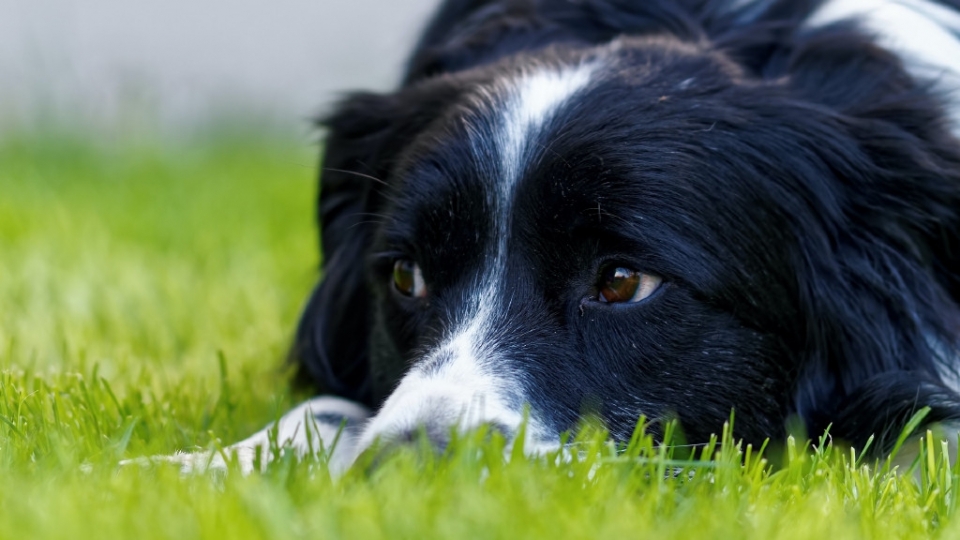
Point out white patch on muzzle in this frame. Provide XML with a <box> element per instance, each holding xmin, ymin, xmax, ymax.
<box><xmin>354</xmin><ymin>341</ymin><xmax>526</xmax><ymax>452</ymax></box>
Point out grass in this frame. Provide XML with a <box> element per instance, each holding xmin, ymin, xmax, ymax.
<box><xmin>2</xmin><ymin>126</ymin><xmax>960</xmax><ymax>539</ymax></box>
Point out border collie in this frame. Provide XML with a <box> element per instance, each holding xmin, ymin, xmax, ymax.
<box><xmin>166</xmin><ymin>0</ymin><xmax>960</xmax><ymax>474</ymax></box>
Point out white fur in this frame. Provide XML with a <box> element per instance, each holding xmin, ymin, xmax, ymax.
<box><xmin>807</xmin><ymin>0</ymin><xmax>960</xmax><ymax>132</ymax></box>
<box><xmin>497</xmin><ymin>65</ymin><xmax>597</xmax><ymax>194</ymax></box>
<box><xmin>491</xmin><ymin>64</ymin><xmax>597</xmax><ymax>288</ymax></box>
<box><xmin>356</xmin><ymin>355</ymin><xmax>525</xmax><ymax>451</ymax></box>
<box><xmin>124</xmin><ymin>396</ymin><xmax>369</xmax><ymax>476</ymax></box>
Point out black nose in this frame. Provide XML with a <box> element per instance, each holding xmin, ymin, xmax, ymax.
<box><xmin>393</xmin><ymin>420</ymin><xmax>514</xmax><ymax>451</ymax></box>
<box><xmin>389</xmin><ymin>423</ymin><xmax>453</xmax><ymax>454</ymax></box>
<box><xmin>358</xmin><ymin>421</ymin><xmax>514</xmax><ymax>472</ymax></box>
<box><xmin>353</xmin><ymin>426</ymin><xmax>448</xmax><ymax>474</ymax></box>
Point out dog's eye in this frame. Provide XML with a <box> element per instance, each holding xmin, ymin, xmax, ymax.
<box><xmin>598</xmin><ymin>266</ymin><xmax>662</xmax><ymax>303</ymax></box>
<box><xmin>393</xmin><ymin>259</ymin><xmax>427</xmax><ymax>298</ymax></box>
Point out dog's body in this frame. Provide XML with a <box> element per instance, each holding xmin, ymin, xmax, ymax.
<box><xmin>168</xmin><ymin>0</ymin><xmax>960</xmax><ymax>474</ymax></box>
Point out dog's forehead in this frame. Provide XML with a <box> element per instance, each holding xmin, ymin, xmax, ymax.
<box><xmin>386</xmin><ymin>63</ymin><xmax>611</xmax><ymax>266</ymax></box>
<box><xmin>396</xmin><ymin>39</ymin><xmax>747</xmax><ymax>201</ymax></box>
<box><xmin>380</xmin><ymin>38</ymin><xmax>807</xmax><ymax>287</ymax></box>
<box><xmin>383</xmin><ymin>57</ymin><xmax>604</xmax><ymax>230</ymax></box>
<box><xmin>463</xmin><ymin>60</ymin><xmax>602</xmax><ymax>227</ymax></box>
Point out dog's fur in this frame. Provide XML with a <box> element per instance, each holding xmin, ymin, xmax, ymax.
<box><xmin>164</xmin><ymin>0</ymin><xmax>960</xmax><ymax>474</ymax></box>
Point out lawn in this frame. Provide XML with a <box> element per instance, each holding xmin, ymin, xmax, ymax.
<box><xmin>1</xmin><ymin>126</ymin><xmax>958</xmax><ymax>539</ymax></box>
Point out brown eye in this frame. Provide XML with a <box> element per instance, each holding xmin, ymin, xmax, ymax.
<box><xmin>393</xmin><ymin>259</ymin><xmax>427</xmax><ymax>298</ymax></box>
<box><xmin>598</xmin><ymin>266</ymin><xmax>662</xmax><ymax>303</ymax></box>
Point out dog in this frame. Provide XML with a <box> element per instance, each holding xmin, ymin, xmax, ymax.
<box><xmin>163</xmin><ymin>0</ymin><xmax>960</xmax><ymax>475</ymax></box>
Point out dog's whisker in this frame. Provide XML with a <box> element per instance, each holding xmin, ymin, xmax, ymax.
<box><xmin>323</xmin><ymin>167</ymin><xmax>390</xmax><ymax>187</ymax></box>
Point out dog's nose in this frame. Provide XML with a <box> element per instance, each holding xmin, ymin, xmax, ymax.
<box><xmin>357</xmin><ymin>420</ymin><xmax>514</xmax><ymax>470</ymax></box>
<box><xmin>392</xmin><ymin>423</ymin><xmax>453</xmax><ymax>453</ymax></box>
<box><xmin>394</xmin><ymin>420</ymin><xmax>514</xmax><ymax>451</ymax></box>
<box><xmin>353</xmin><ymin>423</ymin><xmax>450</xmax><ymax>473</ymax></box>
<box><xmin>353</xmin><ymin>360</ymin><xmax>528</xmax><ymax>463</ymax></box>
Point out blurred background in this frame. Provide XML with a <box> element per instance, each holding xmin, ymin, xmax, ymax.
<box><xmin>0</xmin><ymin>0</ymin><xmax>440</xmax><ymax>137</ymax></box>
<box><xmin>0</xmin><ymin>0</ymin><xmax>442</xmax><ymax>390</ymax></box>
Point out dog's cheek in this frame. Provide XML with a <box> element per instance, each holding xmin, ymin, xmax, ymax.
<box><xmin>663</xmin><ymin>337</ymin><xmax>793</xmax><ymax>445</ymax></box>
<box><xmin>368</xmin><ymin>305</ymin><xmax>413</xmax><ymax>404</ymax></box>
<box><xmin>568</xmin><ymin>296</ymin><xmax>793</xmax><ymax>445</ymax></box>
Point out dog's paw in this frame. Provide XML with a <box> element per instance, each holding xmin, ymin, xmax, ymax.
<box><xmin>119</xmin><ymin>396</ymin><xmax>370</xmax><ymax>476</ymax></box>
<box><xmin>120</xmin><ymin>447</ymin><xmax>262</xmax><ymax>476</ymax></box>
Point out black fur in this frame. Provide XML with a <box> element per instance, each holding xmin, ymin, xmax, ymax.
<box><xmin>293</xmin><ymin>0</ymin><xmax>960</xmax><ymax>453</ymax></box>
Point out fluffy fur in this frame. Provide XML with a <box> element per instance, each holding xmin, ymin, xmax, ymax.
<box><xmin>164</xmin><ymin>0</ymin><xmax>960</xmax><ymax>473</ymax></box>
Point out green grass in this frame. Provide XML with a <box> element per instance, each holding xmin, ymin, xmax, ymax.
<box><xmin>2</xmin><ymin>127</ymin><xmax>960</xmax><ymax>539</ymax></box>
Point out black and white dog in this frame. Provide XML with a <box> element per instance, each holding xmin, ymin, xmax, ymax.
<box><xmin>169</xmin><ymin>0</ymin><xmax>960</xmax><ymax>474</ymax></box>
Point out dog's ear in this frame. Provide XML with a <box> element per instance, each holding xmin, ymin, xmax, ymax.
<box><xmin>289</xmin><ymin>92</ymin><xmax>403</xmax><ymax>406</ymax></box>
<box><xmin>780</xmin><ymin>26</ymin><xmax>960</xmax><ymax>440</ymax></box>
<box><xmin>787</xmin><ymin>24</ymin><xmax>960</xmax><ymax>298</ymax></box>
<box><xmin>290</xmin><ymin>85</ymin><xmax>459</xmax><ymax>406</ymax></box>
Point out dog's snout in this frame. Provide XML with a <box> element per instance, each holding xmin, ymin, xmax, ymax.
<box><xmin>354</xmin><ymin>421</ymin><xmax>452</xmax><ymax>473</ymax></box>
<box><xmin>393</xmin><ymin>422</ymin><xmax>453</xmax><ymax>453</ymax></box>
<box><xmin>357</xmin><ymin>419</ymin><xmax>516</xmax><ymax>471</ymax></box>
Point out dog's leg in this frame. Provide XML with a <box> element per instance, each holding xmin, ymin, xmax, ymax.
<box><xmin>124</xmin><ymin>396</ymin><xmax>370</xmax><ymax>476</ymax></box>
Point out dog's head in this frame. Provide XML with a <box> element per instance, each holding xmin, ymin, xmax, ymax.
<box><xmin>293</xmin><ymin>27</ymin><xmax>960</xmax><ymax>455</ymax></box>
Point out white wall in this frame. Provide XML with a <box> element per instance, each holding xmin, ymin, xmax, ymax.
<box><xmin>0</xmin><ymin>0</ymin><xmax>440</xmax><ymax>132</ymax></box>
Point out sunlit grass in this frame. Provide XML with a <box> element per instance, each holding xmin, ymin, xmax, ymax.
<box><xmin>1</xmin><ymin>127</ymin><xmax>958</xmax><ymax>539</ymax></box>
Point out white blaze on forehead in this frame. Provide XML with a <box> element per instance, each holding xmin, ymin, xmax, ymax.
<box><xmin>438</xmin><ymin>63</ymin><xmax>598</xmax><ymax>368</ymax></box>
<box><xmin>807</xmin><ymin>0</ymin><xmax>960</xmax><ymax>133</ymax></box>
<box><xmin>496</xmin><ymin>64</ymin><xmax>598</xmax><ymax>191</ymax></box>
<box><xmin>472</xmin><ymin>62</ymin><xmax>599</xmax><ymax>330</ymax></box>
<box><xmin>421</xmin><ymin>61</ymin><xmax>599</xmax><ymax>375</ymax></box>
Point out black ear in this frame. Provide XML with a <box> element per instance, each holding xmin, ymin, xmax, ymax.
<box><xmin>289</xmin><ymin>84</ymin><xmax>461</xmax><ymax>406</ymax></box>
<box><xmin>289</xmin><ymin>92</ymin><xmax>403</xmax><ymax>406</ymax></box>
<box><xmin>781</xmin><ymin>25</ymin><xmax>960</xmax><ymax>442</ymax></box>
